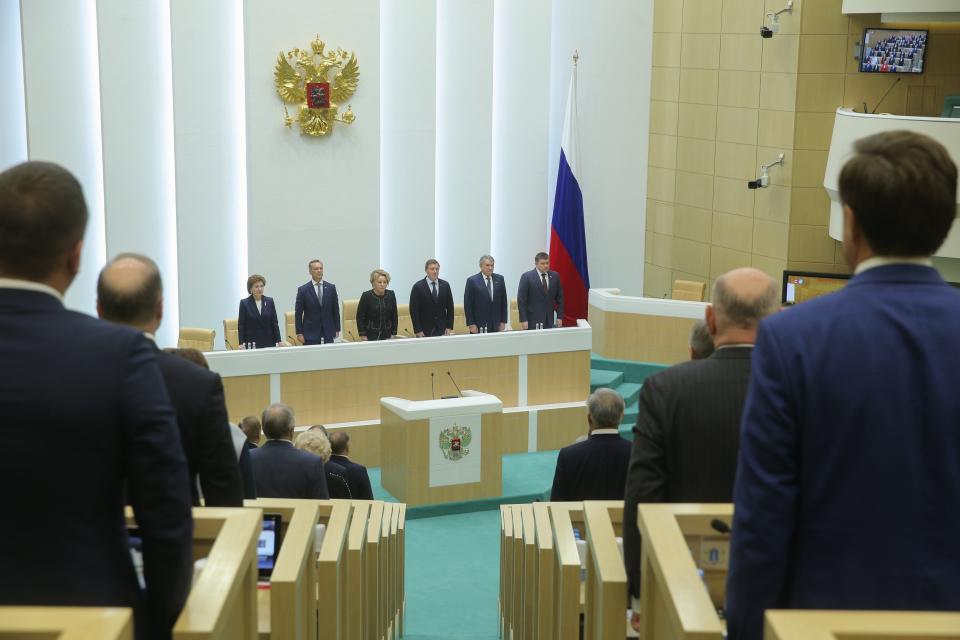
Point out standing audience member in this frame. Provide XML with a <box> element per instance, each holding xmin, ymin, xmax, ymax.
<box><xmin>251</xmin><ymin>404</ymin><xmax>329</xmax><ymax>499</ymax></box>
<box><xmin>688</xmin><ymin>317</ymin><xmax>715</xmax><ymax>360</ymax></box>
<box><xmin>295</xmin><ymin>428</ymin><xmax>352</xmax><ymax>498</ymax></box>
<box><xmin>549</xmin><ymin>388</ymin><xmax>630</xmax><ymax>501</ymax></box>
<box><xmin>622</xmin><ymin>267</ymin><xmax>779</xmax><ymax>626</ymax></box>
<box><xmin>726</xmin><ymin>131</ymin><xmax>960</xmax><ymax>639</ymax></box>
<box><xmin>0</xmin><ymin>161</ymin><xmax>193</xmax><ymax>639</ymax></box>
<box><xmin>329</xmin><ymin>431</ymin><xmax>375</xmax><ymax>500</ymax></box>
<box><xmin>409</xmin><ymin>259</ymin><xmax>455</xmax><ymax>337</ymax></box>
<box><xmin>98</xmin><ymin>254</ymin><xmax>244</xmax><ymax>507</ymax></box>
<box><xmin>240</xmin><ymin>415</ymin><xmax>262</xmax><ymax>448</ymax></box>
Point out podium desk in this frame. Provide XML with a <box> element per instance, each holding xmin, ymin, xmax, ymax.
<box><xmin>380</xmin><ymin>392</ymin><xmax>503</xmax><ymax>505</ymax></box>
<box><xmin>582</xmin><ymin>501</ymin><xmax>628</xmax><ymax>640</ymax></box>
<box><xmin>636</xmin><ymin>504</ymin><xmax>732</xmax><ymax>640</ymax></box>
<box><xmin>0</xmin><ymin>607</ymin><xmax>132</xmax><ymax>639</ymax></box>
<box><xmin>765</xmin><ymin>610</ymin><xmax>960</xmax><ymax>640</ymax></box>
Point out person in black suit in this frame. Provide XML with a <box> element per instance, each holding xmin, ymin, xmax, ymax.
<box><xmin>250</xmin><ymin>404</ymin><xmax>329</xmax><ymax>499</ymax></box>
<box><xmin>295</xmin><ymin>259</ymin><xmax>340</xmax><ymax>345</ymax></box>
<box><xmin>97</xmin><ymin>254</ymin><xmax>244</xmax><ymax>508</ymax></box>
<box><xmin>621</xmin><ymin>267</ymin><xmax>779</xmax><ymax>627</ymax></box>
<box><xmin>0</xmin><ymin>161</ymin><xmax>193</xmax><ymax>640</ymax></box>
<box><xmin>329</xmin><ymin>430</ymin><xmax>375</xmax><ymax>500</ymax></box>
<box><xmin>295</xmin><ymin>426</ymin><xmax>352</xmax><ymax>499</ymax></box>
<box><xmin>517</xmin><ymin>252</ymin><xmax>564</xmax><ymax>329</ymax></box>
<box><xmin>463</xmin><ymin>254</ymin><xmax>509</xmax><ymax>333</ymax></box>
<box><xmin>240</xmin><ymin>415</ymin><xmax>261</xmax><ymax>449</ymax></box>
<box><xmin>237</xmin><ymin>273</ymin><xmax>282</xmax><ymax>348</ymax></box>
<box><xmin>356</xmin><ymin>268</ymin><xmax>398</xmax><ymax>340</ymax></box>
<box><xmin>409</xmin><ymin>258</ymin><xmax>454</xmax><ymax>337</ymax></box>
<box><xmin>688</xmin><ymin>318</ymin><xmax>715</xmax><ymax>360</ymax></box>
<box><xmin>549</xmin><ymin>389</ymin><xmax>631</xmax><ymax>501</ymax></box>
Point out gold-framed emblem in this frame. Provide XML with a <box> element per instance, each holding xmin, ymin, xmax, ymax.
<box><xmin>438</xmin><ymin>424</ymin><xmax>472</xmax><ymax>462</ymax></box>
<box><xmin>274</xmin><ymin>35</ymin><xmax>359</xmax><ymax>137</ymax></box>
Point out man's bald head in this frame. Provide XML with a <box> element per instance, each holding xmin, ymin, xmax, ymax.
<box><xmin>97</xmin><ymin>253</ymin><xmax>163</xmax><ymax>330</ymax></box>
<box><xmin>708</xmin><ymin>268</ymin><xmax>778</xmax><ymax>344</ymax></box>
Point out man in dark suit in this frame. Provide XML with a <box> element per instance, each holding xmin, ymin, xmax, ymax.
<box><xmin>97</xmin><ymin>253</ymin><xmax>244</xmax><ymax>508</ymax></box>
<box><xmin>549</xmin><ymin>389</ymin><xmax>630</xmax><ymax>501</ymax></box>
<box><xmin>295</xmin><ymin>259</ymin><xmax>340</xmax><ymax>344</ymax></box>
<box><xmin>240</xmin><ymin>415</ymin><xmax>261</xmax><ymax>449</ymax></box>
<box><xmin>0</xmin><ymin>162</ymin><xmax>193</xmax><ymax>640</ymax></box>
<box><xmin>251</xmin><ymin>404</ymin><xmax>330</xmax><ymax>499</ymax></box>
<box><xmin>517</xmin><ymin>251</ymin><xmax>564</xmax><ymax>329</ymax></box>
<box><xmin>409</xmin><ymin>258</ymin><xmax>454</xmax><ymax>337</ymax></box>
<box><xmin>622</xmin><ymin>267</ymin><xmax>778</xmax><ymax>625</ymax></box>
<box><xmin>463</xmin><ymin>254</ymin><xmax>508</xmax><ymax>333</ymax></box>
<box><xmin>328</xmin><ymin>430</ymin><xmax>375</xmax><ymax>500</ymax></box>
<box><xmin>727</xmin><ymin>131</ymin><xmax>960</xmax><ymax>640</ymax></box>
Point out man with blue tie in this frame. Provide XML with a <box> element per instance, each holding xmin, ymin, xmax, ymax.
<box><xmin>517</xmin><ymin>252</ymin><xmax>564</xmax><ymax>329</ymax></box>
<box><xmin>295</xmin><ymin>259</ymin><xmax>340</xmax><ymax>345</ymax></box>
<box><xmin>464</xmin><ymin>254</ymin><xmax>508</xmax><ymax>333</ymax></box>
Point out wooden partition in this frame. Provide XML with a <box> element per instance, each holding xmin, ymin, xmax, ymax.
<box><xmin>636</xmin><ymin>504</ymin><xmax>732</xmax><ymax>640</ymax></box>
<box><xmin>317</xmin><ymin>501</ymin><xmax>351</xmax><ymax>640</ymax></box>
<box><xmin>0</xmin><ymin>607</ymin><xmax>132</xmax><ymax>639</ymax></box>
<box><xmin>344</xmin><ymin>502</ymin><xmax>370</xmax><ymax>640</ymax></box>
<box><xmin>531</xmin><ymin>503</ymin><xmax>554</xmax><ymax>640</ymax></box>
<box><xmin>395</xmin><ymin>504</ymin><xmax>407</xmax><ymax>638</ymax></box>
<box><xmin>582</xmin><ymin>501</ymin><xmax>628</xmax><ymax>640</ymax></box>
<box><xmin>549</xmin><ymin>503</ymin><xmax>585</xmax><ymax>640</ymax></box>
<box><xmin>765</xmin><ymin>610</ymin><xmax>960</xmax><ymax>640</ymax></box>
<box><xmin>364</xmin><ymin>501</ymin><xmax>384</xmax><ymax>640</ymax></box>
<box><xmin>499</xmin><ymin>505</ymin><xmax>514</xmax><ymax>640</ymax></box>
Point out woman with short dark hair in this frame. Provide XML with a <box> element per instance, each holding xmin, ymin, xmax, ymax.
<box><xmin>238</xmin><ymin>273</ymin><xmax>282</xmax><ymax>348</ymax></box>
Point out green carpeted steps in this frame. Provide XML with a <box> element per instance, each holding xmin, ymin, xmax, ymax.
<box><xmin>590</xmin><ymin>354</ymin><xmax>669</xmax><ymax>437</ymax></box>
<box><xmin>589</xmin><ymin>367</ymin><xmax>623</xmax><ymax>391</ymax></box>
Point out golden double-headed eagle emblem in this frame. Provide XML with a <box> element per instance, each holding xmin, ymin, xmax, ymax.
<box><xmin>274</xmin><ymin>35</ymin><xmax>359</xmax><ymax>137</ymax></box>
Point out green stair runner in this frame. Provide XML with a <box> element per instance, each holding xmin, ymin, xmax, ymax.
<box><xmin>589</xmin><ymin>354</ymin><xmax>669</xmax><ymax>438</ymax></box>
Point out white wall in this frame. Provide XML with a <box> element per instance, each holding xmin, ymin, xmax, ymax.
<box><xmin>0</xmin><ymin>0</ymin><xmax>27</xmax><ymax>172</ymax></box>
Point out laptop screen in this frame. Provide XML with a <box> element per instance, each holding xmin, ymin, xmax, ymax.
<box><xmin>258</xmin><ymin>513</ymin><xmax>283</xmax><ymax>579</ymax></box>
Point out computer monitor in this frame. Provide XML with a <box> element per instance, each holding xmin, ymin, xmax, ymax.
<box><xmin>859</xmin><ymin>28</ymin><xmax>927</xmax><ymax>74</ymax></box>
<box><xmin>258</xmin><ymin>513</ymin><xmax>283</xmax><ymax>579</ymax></box>
<box><xmin>782</xmin><ymin>270</ymin><xmax>851</xmax><ymax>305</ymax></box>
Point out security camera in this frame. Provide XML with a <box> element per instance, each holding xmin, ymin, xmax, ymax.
<box><xmin>747</xmin><ymin>153</ymin><xmax>785</xmax><ymax>190</ymax></box>
<box><xmin>761</xmin><ymin>1</ymin><xmax>792</xmax><ymax>38</ymax></box>
<box><xmin>760</xmin><ymin>26</ymin><xmax>774</xmax><ymax>38</ymax></box>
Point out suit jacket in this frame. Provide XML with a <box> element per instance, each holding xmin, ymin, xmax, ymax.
<box><xmin>356</xmin><ymin>289</ymin><xmax>398</xmax><ymax>340</ymax></box>
<box><xmin>295</xmin><ymin>280</ymin><xmax>340</xmax><ymax>345</ymax></box>
<box><xmin>549</xmin><ymin>431</ymin><xmax>631</xmax><ymax>502</ymax></box>
<box><xmin>409</xmin><ymin>278</ymin><xmax>454</xmax><ymax>337</ymax></box>
<box><xmin>726</xmin><ymin>265</ymin><xmax>960</xmax><ymax>640</ymax></box>
<box><xmin>155</xmin><ymin>350</ymin><xmax>243</xmax><ymax>507</ymax></box>
<box><xmin>237</xmin><ymin>294</ymin><xmax>281</xmax><ymax>348</ymax></box>
<box><xmin>463</xmin><ymin>272</ymin><xmax>508</xmax><ymax>332</ymax></box>
<box><xmin>250</xmin><ymin>440</ymin><xmax>330</xmax><ymax>499</ymax></box>
<box><xmin>0</xmin><ymin>288</ymin><xmax>193</xmax><ymax>640</ymax></box>
<box><xmin>517</xmin><ymin>268</ymin><xmax>563</xmax><ymax>328</ymax></box>
<box><xmin>622</xmin><ymin>346</ymin><xmax>753</xmax><ymax>598</ymax></box>
<box><xmin>329</xmin><ymin>454</ymin><xmax>375</xmax><ymax>500</ymax></box>
<box><xmin>324</xmin><ymin>459</ymin><xmax>352</xmax><ymax>499</ymax></box>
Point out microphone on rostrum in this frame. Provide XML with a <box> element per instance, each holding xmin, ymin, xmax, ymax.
<box><xmin>430</xmin><ymin>372</ymin><xmax>436</xmax><ymax>401</ymax></box>
<box><xmin>871</xmin><ymin>76</ymin><xmax>901</xmax><ymax>114</ymax></box>
<box><xmin>446</xmin><ymin>371</ymin><xmax>463</xmax><ymax>397</ymax></box>
<box><xmin>710</xmin><ymin>518</ymin><xmax>732</xmax><ymax>535</ymax></box>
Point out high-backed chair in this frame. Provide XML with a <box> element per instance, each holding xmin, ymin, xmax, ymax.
<box><xmin>342</xmin><ymin>298</ymin><xmax>360</xmax><ymax>341</ymax></box>
<box><xmin>453</xmin><ymin>303</ymin><xmax>468</xmax><ymax>335</ymax></box>
<box><xmin>396</xmin><ymin>303</ymin><xmax>415</xmax><ymax>338</ymax></box>
<box><xmin>223</xmin><ymin>318</ymin><xmax>239</xmax><ymax>350</ymax></box>
<box><xmin>178</xmin><ymin>327</ymin><xmax>215</xmax><ymax>351</ymax></box>
<box><xmin>284</xmin><ymin>311</ymin><xmax>299</xmax><ymax>346</ymax></box>
<box><xmin>510</xmin><ymin>298</ymin><xmax>521</xmax><ymax>331</ymax></box>
<box><xmin>671</xmin><ymin>279</ymin><xmax>706</xmax><ymax>302</ymax></box>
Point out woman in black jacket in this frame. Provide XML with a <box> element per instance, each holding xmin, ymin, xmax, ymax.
<box><xmin>356</xmin><ymin>269</ymin><xmax>398</xmax><ymax>341</ymax></box>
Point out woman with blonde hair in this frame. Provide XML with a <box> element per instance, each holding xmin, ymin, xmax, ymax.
<box><xmin>355</xmin><ymin>269</ymin><xmax>398</xmax><ymax>341</ymax></box>
<box><xmin>294</xmin><ymin>428</ymin><xmax>352</xmax><ymax>498</ymax></box>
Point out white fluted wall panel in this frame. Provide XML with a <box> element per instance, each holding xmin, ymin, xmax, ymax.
<box><xmin>491</xmin><ymin>0</ymin><xmax>553</xmax><ymax>294</ymax></box>
<box><xmin>0</xmin><ymin>0</ymin><xmax>27</xmax><ymax>171</ymax></box>
<box><xmin>20</xmin><ymin>0</ymin><xmax>106</xmax><ymax>316</ymax></box>
<box><xmin>96</xmin><ymin>0</ymin><xmax>179</xmax><ymax>346</ymax></box>
<box><xmin>380</xmin><ymin>0</ymin><xmax>437</xmax><ymax>302</ymax></box>
<box><xmin>435</xmin><ymin>0</ymin><xmax>495</xmax><ymax>295</ymax></box>
<box><xmin>244</xmin><ymin>0</ymin><xmax>381</xmax><ymax>322</ymax></box>
<box><xmin>171</xmin><ymin>0</ymin><xmax>248</xmax><ymax>347</ymax></box>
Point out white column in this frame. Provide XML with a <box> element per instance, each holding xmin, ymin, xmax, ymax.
<box><xmin>0</xmin><ymin>0</ymin><xmax>27</xmax><ymax>171</ymax></box>
<box><xmin>435</xmin><ymin>0</ymin><xmax>495</xmax><ymax>298</ymax></box>
<box><xmin>96</xmin><ymin>0</ymin><xmax>179</xmax><ymax>346</ymax></box>
<box><xmin>20</xmin><ymin>0</ymin><xmax>106</xmax><ymax>316</ymax></box>
<box><xmin>491</xmin><ymin>0</ymin><xmax>553</xmax><ymax>294</ymax></box>
<box><xmin>380</xmin><ymin>0</ymin><xmax>437</xmax><ymax>302</ymax></box>
<box><xmin>170</xmin><ymin>0</ymin><xmax>248</xmax><ymax>347</ymax></box>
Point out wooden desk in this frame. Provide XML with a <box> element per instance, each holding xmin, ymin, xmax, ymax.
<box><xmin>0</xmin><ymin>607</ymin><xmax>132</xmax><ymax>639</ymax></box>
<box><xmin>582</xmin><ymin>501</ymin><xmax>628</xmax><ymax>640</ymax></box>
<box><xmin>766</xmin><ymin>610</ymin><xmax>960</xmax><ymax>640</ymax></box>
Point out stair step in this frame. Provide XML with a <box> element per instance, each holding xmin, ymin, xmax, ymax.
<box><xmin>590</xmin><ymin>368</ymin><xmax>624</xmax><ymax>390</ymax></box>
<box><xmin>615</xmin><ymin>382</ymin><xmax>642</xmax><ymax>406</ymax></box>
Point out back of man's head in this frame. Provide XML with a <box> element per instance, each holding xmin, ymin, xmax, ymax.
<box><xmin>329</xmin><ymin>431</ymin><xmax>350</xmax><ymax>456</ymax></box>
<box><xmin>587</xmin><ymin>388</ymin><xmax>625</xmax><ymax>431</ymax></box>
<box><xmin>262</xmin><ymin>403</ymin><xmax>295</xmax><ymax>440</ymax></box>
<box><xmin>839</xmin><ymin>130</ymin><xmax>957</xmax><ymax>257</ymax></box>
<box><xmin>710</xmin><ymin>268</ymin><xmax>779</xmax><ymax>343</ymax></box>
<box><xmin>0</xmin><ymin>161</ymin><xmax>88</xmax><ymax>283</ymax></box>
<box><xmin>688</xmin><ymin>318</ymin><xmax>715</xmax><ymax>360</ymax></box>
<box><xmin>240</xmin><ymin>416</ymin><xmax>262</xmax><ymax>443</ymax></box>
<box><xmin>97</xmin><ymin>253</ymin><xmax>163</xmax><ymax>330</ymax></box>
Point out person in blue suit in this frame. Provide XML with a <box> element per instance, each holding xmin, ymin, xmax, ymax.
<box><xmin>726</xmin><ymin>130</ymin><xmax>960</xmax><ymax>640</ymax></box>
<box><xmin>0</xmin><ymin>161</ymin><xmax>193</xmax><ymax>640</ymax></box>
<box><xmin>238</xmin><ymin>273</ymin><xmax>282</xmax><ymax>348</ymax></box>
<box><xmin>517</xmin><ymin>251</ymin><xmax>564</xmax><ymax>329</ymax></box>
<box><xmin>295</xmin><ymin>259</ymin><xmax>340</xmax><ymax>345</ymax></box>
<box><xmin>250</xmin><ymin>404</ymin><xmax>329</xmax><ymax>499</ymax></box>
<box><xmin>463</xmin><ymin>254</ymin><xmax>508</xmax><ymax>333</ymax></box>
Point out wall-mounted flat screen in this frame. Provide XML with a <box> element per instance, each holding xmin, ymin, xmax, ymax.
<box><xmin>859</xmin><ymin>28</ymin><xmax>927</xmax><ymax>74</ymax></box>
<box><xmin>782</xmin><ymin>270</ymin><xmax>851</xmax><ymax>305</ymax></box>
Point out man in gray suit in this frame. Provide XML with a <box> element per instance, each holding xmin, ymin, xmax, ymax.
<box><xmin>621</xmin><ymin>267</ymin><xmax>779</xmax><ymax>622</ymax></box>
<box><xmin>517</xmin><ymin>251</ymin><xmax>564</xmax><ymax>329</ymax></box>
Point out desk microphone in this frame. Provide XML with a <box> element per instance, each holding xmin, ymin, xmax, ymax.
<box><xmin>446</xmin><ymin>371</ymin><xmax>463</xmax><ymax>397</ymax></box>
<box><xmin>403</xmin><ymin>328</ymin><xmax>413</xmax><ymax>338</ymax></box>
<box><xmin>430</xmin><ymin>372</ymin><xmax>436</xmax><ymax>400</ymax></box>
<box><xmin>871</xmin><ymin>76</ymin><xmax>901</xmax><ymax>114</ymax></box>
<box><xmin>710</xmin><ymin>518</ymin><xmax>732</xmax><ymax>535</ymax></box>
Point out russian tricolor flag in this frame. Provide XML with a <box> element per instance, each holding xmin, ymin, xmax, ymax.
<box><xmin>549</xmin><ymin>55</ymin><xmax>589</xmax><ymax>327</ymax></box>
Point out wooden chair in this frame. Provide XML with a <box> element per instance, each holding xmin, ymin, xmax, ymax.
<box><xmin>178</xmin><ymin>327</ymin><xmax>216</xmax><ymax>351</ymax></box>
<box><xmin>284</xmin><ymin>311</ymin><xmax>299</xmax><ymax>346</ymax></box>
<box><xmin>453</xmin><ymin>303</ymin><xmax>468</xmax><ymax>334</ymax></box>
<box><xmin>342</xmin><ymin>299</ymin><xmax>360</xmax><ymax>342</ymax></box>
<box><xmin>223</xmin><ymin>318</ymin><xmax>239</xmax><ymax>350</ymax></box>
<box><xmin>671</xmin><ymin>279</ymin><xmax>706</xmax><ymax>302</ymax></box>
<box><xmin>510</xmin><ymin>298</ymin><xmax>522</xmax><ymax>331</ymax></box>
<box><xmin>396</xmin><ymin>303</ymin><xmax>415</xmax><ymax>338</ymax></box>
